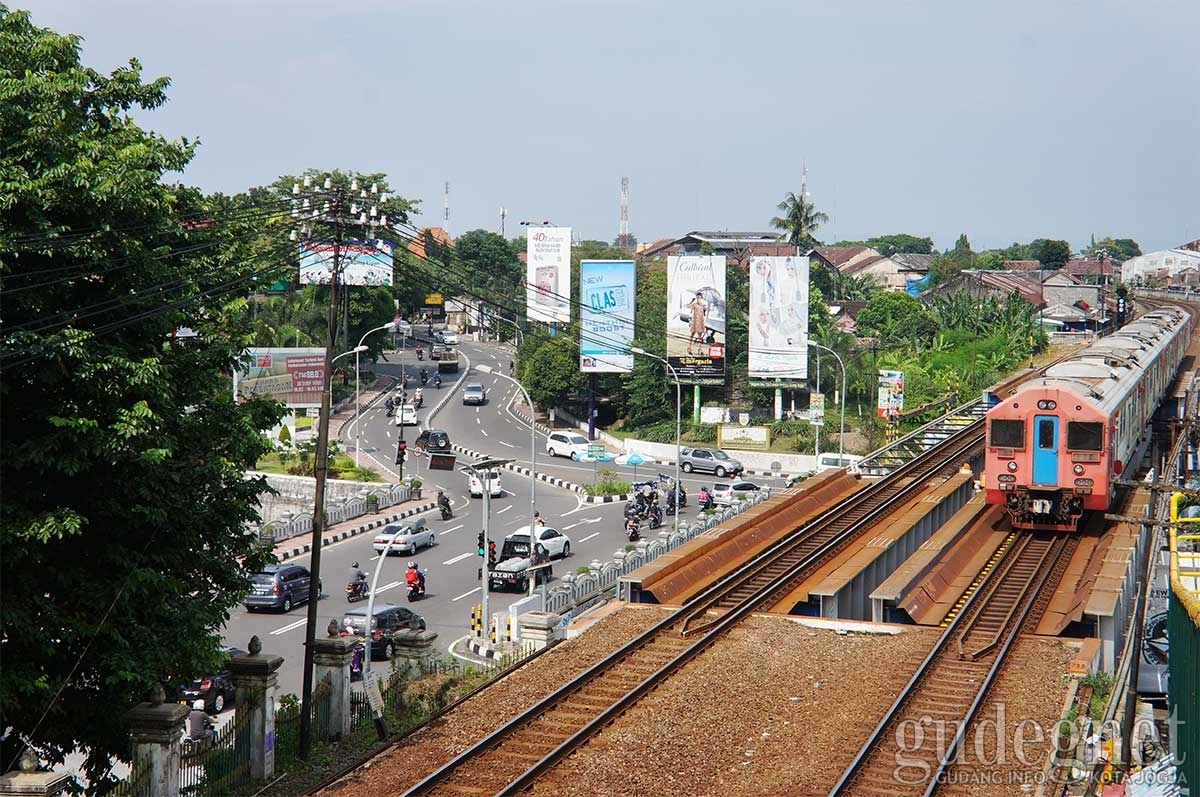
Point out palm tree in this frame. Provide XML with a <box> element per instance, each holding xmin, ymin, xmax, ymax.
<box><xmin>771</xmin><ymin>192</ymin><xmax>829</xmax><ymax>252</ymax></box>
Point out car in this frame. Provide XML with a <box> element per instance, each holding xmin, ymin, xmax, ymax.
<box><xmin>462</xmin><ymin>383</ymin><xmax>486</xmax><ymax>405</ymax></box>
<box><xmin>373</xmin><ymin>517</ymin><xmax>435</xmax><ymax>555</ymax></box>
<box><xmin>712</xmin><ymin>480</ymin><xmax>761</xmax><ymax>506</ymax></box>
<box><xmin>179</xmin><ymin>646</ymin><xmax>245</xmax><ymax>713</ymax></box>
<box><xmin>429</xmin><ymin>343</ymin><xmax>449</xmax><ymax>361</ymax></box>
<box><xmin>678</xmin><ymin>446</ymin><xmax>744</xmax><ymax>477</ymax></box>
<box><xmin>243</xmin><ymin>564</ymin><xmax>320</xmax><ymax>613</ymax></box>
<box><xmin>393</xmin><ymin>404</ymin><xmax>417</xmax><ymax>425</ymax></box>
<box><xmin>509</xmin><ymin>525</ymin><xmax>572</xmax><ymax>560</ymax></box>
<box><xmin>546</xmin><ymin>431</ymin><xmax>590</xmax><ymax>459</ymax></box>
<box><xmin>341</xmin><ymin>604</ymin><xmax>426</xmax><ymax>660</ymax></box>
<box><xmin>413</xmin><ymin>428</ymin><xmax>451</xmax><ymax>454</ymax></box>
<box><xmin>435</xmin><ymin>330</ymin><xmax>458</xmax><ymax>345</ymax></box>
<box><xmin>468</xmin><ymin>468</ymin><xmax>503</xmax><ymax>498</ymax></box>
<box><xmin>815</xmin><ymin>453</ymin><xmax>864</xmax><ymax>472</ymax></box>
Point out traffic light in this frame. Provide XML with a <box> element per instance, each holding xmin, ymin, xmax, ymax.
<box><xmin>477</xmin><ymin>532</ymin><xmax>485</xmax><ymax>557</ymax></box>
<box><xmin>487</xmin><ymin>540</ymin><xmax>497</xmax><ymax>566</ymax></box>
<box><xmin>395</xmin><ymin>441</ymin><xmax>407</xmax><ymax>464</ymax></box>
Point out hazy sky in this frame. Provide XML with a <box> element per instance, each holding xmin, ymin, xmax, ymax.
<box><xmin>27</xmin><ymin>1</ymin><xmax>1200</xmax><ymax>253</ymax></box>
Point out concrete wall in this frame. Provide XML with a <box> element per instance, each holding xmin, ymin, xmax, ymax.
<box><xmin>250</xmin><ymin>472</ymin><xmax>399</xmax><ymax>524</ymax></box>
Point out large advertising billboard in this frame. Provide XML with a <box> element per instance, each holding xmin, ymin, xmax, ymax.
<box><xmin>580</xmin><ymin>260</ymin><xmax>636</xmax><ymax>373</ymax></box>
<box><xmin>666</xmin><ymin>256</ymin><xmax>726</xmax><ymax>382</ymax></box>
<box><xmin>748</xmin><ymin>255</ymin><xmax>810</xmax><ymax>383</ymax></box>
<box><xmin>299</xmin><ymin>239</ymin><xmax>394</xmax><ymax>286</ymax></box>
<box><xmin>526</xmin><ymin>227</ymin><xmax>572</xmax><ymax>323</ymax></box>
<box><xmin>236</xmin><ymin>348</ymin><xmax>328</xmax><ymax>407</ymax></box>
<box><xmin>878</xmin><ymin>370</ymin><xmax>905</xmax><ymax>418</ymax></box>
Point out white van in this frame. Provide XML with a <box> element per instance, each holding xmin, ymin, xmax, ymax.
<box><xmin>815</xmin><ymin>453</ymin><xmax>863</xmax><ymax>472</ymax></box>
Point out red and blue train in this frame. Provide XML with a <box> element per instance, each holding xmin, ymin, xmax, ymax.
<box><xmin>984</xmin><ymin>305</ymin><xmax>1193</xmax><ymax>531</ymax></box>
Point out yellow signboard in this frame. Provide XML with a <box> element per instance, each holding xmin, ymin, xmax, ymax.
<box><xmin>424</xmin><ymin>293</ymin><xmax>444</xmax><ymax>305</ymax></box>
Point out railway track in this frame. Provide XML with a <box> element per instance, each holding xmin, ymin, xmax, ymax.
<box><xmin>400</xmin><ymin>424</ymin><xmax>988</xmax><ymax>796</ymax></box>
<box><xmin>829</xmin><ymin>531</ymin><xmax>1077</xmax><ymax>796</ymax></box>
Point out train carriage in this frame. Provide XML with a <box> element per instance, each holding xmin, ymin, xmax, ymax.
<box><xmin>984</xmin><ymin>306</ymin><xmax>1192</xmax><ymax>531</ymax></box>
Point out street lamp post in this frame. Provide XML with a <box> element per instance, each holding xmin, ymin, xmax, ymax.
<box><xmin>809</xmin><ymin>341</ymin><xmax>846</xmax><ymax>465</ymax></box>
<box><xmin>355</xmin><ymin>322</ymin><xmax>396</xmax><ymax>467</ymax></box>
<box><xmin>475</xmin><ymin>364</ymin><xmax>536</xmax><ymax>523</ymax></box>
<box><xmin>631</xmin><ymin>347</ymin><xmax>682</xmax><ymax>527</ymax></box>
<box><xmin>461</xmin><ymin>458</ymin><xmax>513</xmax><ymax>649</ymax></box>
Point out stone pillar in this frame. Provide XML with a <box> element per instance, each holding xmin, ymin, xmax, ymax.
<box><xmin>0</xmin><ymin>749</ymin><xmax>71</xmax><ymax>797</ymax></box>
<box><xmin>311</xmin><ymin>630</ymin><xmax>358</xmax><ymax>742</ymax></box>
<box><xmin>227</xmin><ymin>636</ymin><xmax>284</xmax><ymax>782</ymax></box>
<box><xmin>123</xmin><ymin>687</ymin><xmax>188</xmax><ymax>797</ymax></box>
<box><xmin>389</xmin><ymin>629</ymin><xmax>440</xmax><ymax>674</ymax></box>
<box><xmin>518</xmin><ymin>611</ymin><xmax>563</xmax><ymax>650</ymax></box>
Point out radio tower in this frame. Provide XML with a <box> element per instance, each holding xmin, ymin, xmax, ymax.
<box><xmin>443</xmin><ymin>180</ymin><xmax>450</xmax><ymax>235</ymax></box>
<box><xmin>617</xmin><ymin>176</ymin><xmax>631</xmax><ymax>250</ymax></box>
<box><xmin>801</xmin><ymin>162</ymin><xmax>809</xmax><ymax>203</ymax></box>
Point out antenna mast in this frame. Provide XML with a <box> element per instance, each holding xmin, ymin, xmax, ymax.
<box><xmin>618</xmin><ymin>176</ymin><xmax>631</xmax><ymax>249</ymax></box>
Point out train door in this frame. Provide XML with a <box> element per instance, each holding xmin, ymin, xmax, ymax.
<box><xmin>1032</xmin><ymin>415</ymin><xmax>1059</xmax><ymax>484</ymax></box>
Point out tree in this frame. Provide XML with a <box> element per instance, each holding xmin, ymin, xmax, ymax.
<box><xmin>854</xmin><ymin>291</ymin><xmax>939</xmax><ymax>345</ymax></box>
<box><xmin>831</xmin><ymin>234</ymin><xmax>934</xmax><ymax>256</ymax></box>
<box><xmin>1083</xmin><ymin>236</ymin><xmax>1142</xmax><ymax>261</ymax></box>
<box><xmin>0</xmin><ymin>11</ymin><xmax>283</xmax><ymax>788</ymax></box>
<box><xmin>1028</xmin><ymin>238</ymin><xmax>1072</xmax><ymax>269</ymax></box>
<box><xmin>770</xmin><ymin>192</ymin><xmax>828</xmax><ymax>252</ymax></box>
<box><xmin>454</xmin><ymin>229</ymin><xmax>523</xmax><ymax>300</ymax></box>
<box><xmin>520</xmin><ymin>330</ymin><xmax>584</xmax><ymax>409</ymax></box>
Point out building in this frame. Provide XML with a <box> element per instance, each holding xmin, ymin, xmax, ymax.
<box><xmin>811</xmin><ymin>247</ymin><xmax>933</xmax><ymax>293</ymax></box>
<box><xmin>637</xmin><ymin>231</ymin><xmax>792</xmax><ymax>266</ymax></box>
<box><xmin>1122</xmin><ymin>246</ymin><xmax>1200</xmax><ymax>286</ymax></box>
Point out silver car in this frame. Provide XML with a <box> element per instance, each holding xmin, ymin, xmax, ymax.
<box><xmin>678</xmin><ymin>446</ymin><xmax>744</xmax><ymax>477</ymax></box>
<box><xmin>372</xmin><ymin>518</ymin><xmax>435</xmax><ymax>555</ymax></box>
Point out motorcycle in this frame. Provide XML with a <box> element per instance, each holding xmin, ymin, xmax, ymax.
<box><xmin>698</xmin><ymin>492</ymin><xmax>715</xmax><ymax>512</ymax></box>
<box><xmin>625</xmin><ymin>520</ymin><xmax>641</xmax><ymax>542</ymax></box>
<box><xmin>439</xmin><ymin>501</ymin><xmax>453</xmax><ymax>520</ymax></box>
<box><xmin>432</xmin><ymin>374</ymin><xmax>442</xmax><ymax>389</ymax></box>
<box><xmin>346</xmin><ymin>577</ymin><xmax>369</xmax><ymax>603</ymax></box>
<box><xmin>416</xmin><ymin>347</ymin><xmax>424</xmax><ymax>361</ymax></box>
<box><xmin>647</xmin><ymin>503</ymin><xmax>664</xmax><ymax>530</ymax></box>
<box><xmin>406</xmin><ymin>578</ymin><xmax>426</xmax><ymax>602</ymax></box>
<box><xmin>413</xmin><ymin>389</ymin><xmax>424</xmax><ymax>409</ymax></box>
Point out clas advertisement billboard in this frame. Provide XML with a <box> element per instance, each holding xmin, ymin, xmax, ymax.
<box><xmin>526</xmin><ymin>227</ymin><xmax>572</xmax><ymax>324</ymax></box>
<box><xmin>299</xmin><ymin>239</ymin><xmax>394</xmax><ymax>286</ymax></box>
<box><xmin>666</xmin><ymin>255</ymin><xmax>726</xmax><ymax>383</ymax></box>
<box><xmin>580</xmin><ymin>260</ymin><xmax>636</xmax><ymax>373</ymax></box>
<box><xmin>748</xmin><ymin>255</ymin><xmax>809</xmax><ymax>384</ymax></box>
<box><xmin>237</xmin><ymin>348</ymin><xmax>328</xmax><ymax>407</ymax></box>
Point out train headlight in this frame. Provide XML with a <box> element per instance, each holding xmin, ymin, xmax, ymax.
<box><xmin>1007</xmin><ymin>461</ymin><xmax>1018</xmax><ymax>472</ymax></box>
<box><xmin>1073</xmin><ymin>464</ymin><xmax>1084</xmax><ymax>475</ymax></box>
<box><xmin>1036</xmin><ymin>400</ymin><xmax>1058</xmax><ymax>410</ymax></box>
<box><xmin>998</xmin><ymin>474</ymin><xmax>1016</xmax><ymax>483</ymax></box>
<box><xmin>1074</xmin><ymin>478</ymin><xmax>1094</xmax><ymax>487</ymax></box>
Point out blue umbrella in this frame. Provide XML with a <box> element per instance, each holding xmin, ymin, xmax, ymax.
<box><xmin>616</xmin><ymin>452</ymin><xmax>646</xmax><ymax>481</ymax></box>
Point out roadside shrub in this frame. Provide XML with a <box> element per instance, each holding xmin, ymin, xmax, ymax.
<box><xmin>583</xmin><ymin>466</ymin><xmax>631</xmax><ymax>497</ymax></box>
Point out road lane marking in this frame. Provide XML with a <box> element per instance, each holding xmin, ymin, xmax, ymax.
<box><xmin>443</xmin><ymin>551</ymin><xmax>474</xmax><ymax>565</ymax></box>
<box><xmin>481</xmin><ymin>429</ymin><xmax>488</xmax><ymax>436</ymax></box>
<box><xmin>442</xmin><ymin>523</ymin><xmax>464</xmax><ymax>534</ymax></box>
<box><xmin>496</xmin><ymin>505</ymin><xmax>512</xmax><ymax>514</ymax></box>
<box><xmin>376</xmin><ymin>580</ymin><xmax>401</xmax><ymax>594</ymax></box>
<box><xmin>498</xmin><ymin>440</ymin><xmax>515</xmax><ymax>448</ymax></box>
<box><xmin>452</xmin><ymin>587</ymin><xmax>481</xmax><ymax>601</ymax></box>
<box><xmin>563</xmin><ymin>517</ymin><xmax>601</xmax><ymax>530</ymax></box>
<box><xmin>579</xmin><ymin>532</ymin><xmax>601</xmax><ymax>543</ymax></box>
<box><xmin>270</xmin><ymin>619</ymin><xmax>307</xmax><ymax>636</ymax></box>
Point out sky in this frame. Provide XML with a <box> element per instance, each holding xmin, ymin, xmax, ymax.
<box><xmin>26</xmin><ymin>0</ymin><xmax>1200</xmax><ymax>254</ymax></box>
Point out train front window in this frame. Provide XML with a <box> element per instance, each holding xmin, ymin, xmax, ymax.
<box><xmin>1067</xmin><ymin>421</ymin><xmax>1103</xmax><ymax>451</ymax></box>
<box><xmin>989</xmin><ymin>419</ymin><xmax>1025</xmax><ymax>448</ymax></box>
<box><xmin>1038</xmin><ymin>419</ymin><xmax>1055</xmax><ymax>449</ymax></box>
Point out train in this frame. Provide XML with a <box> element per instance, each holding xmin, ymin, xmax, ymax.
<box><xmin>983</xmin><ymin>305</ymin><xmax>1193</xmax><ymax>531</ymax></box>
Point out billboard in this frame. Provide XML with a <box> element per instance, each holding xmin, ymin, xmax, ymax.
<box><xmin>717</xmin><ymin>424</ymin><xmax>770</xmax><ymax>451</ymax></box>
<box><xmin>748</xmin><ymin>255</ymin><xmax>810</xmax><ymax>383</ymax></box>
<box><xmin>666</xmin><ymin>256</ymin><xmax>726</xmax><ymax>382</ymax></box>
<box><xmin>526</xmin><ymin>227</ymin><xmax>572</xmax><ymax>323</ymax></box>
<box><xmin>878</xmin><ymin>370</ymin><xmax>905</xmax><ymax>418</ymax></box>
<box><xmin>299</xmin><ymin>239</ymin><xmax>394</xmax><ymax>286</ymax></box>
<box><xmin>580</xmin><ymin>260</ymin><xmax>636</xmax><ymax>372</ymax></box>
<box><xmin>237</xmin><ymin>348</ymin><xmax>328</xmax><ymax>407</ymax></box>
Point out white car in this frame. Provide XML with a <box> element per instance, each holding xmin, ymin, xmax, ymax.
<box><xmin>436</xmin><ymin>330</ymin><xmax>459</xmax><ymax>345</ymax></box>
<box><xmin>468</xmin><ymin>468</ymin><xmax>503</xmax><ymax>498</ymax></box>
<box><xmin>510</xmin><ymin>525</ymin><xmax>572</xmax><ymax>559</ymax></box>
<box><xmin>393</xmin><ymin>404</ymin><xmax>417</xmax><ymax>426</ymax></box>
<box><xmin>372</xmin><ymin>518</ymin><xmax>435</xmax><ymax>555</ymax></box>
<box><xmin>712</xmin><ymin>480</ymin><xmax>761</xmax><ymax>506</ymax></box>
<box><xmin>546</xmin><ymin>431</ymin><xmax>590</xmax><ymax>459</ymax></box>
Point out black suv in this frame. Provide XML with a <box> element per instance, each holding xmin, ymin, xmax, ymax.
<box><xmin>243</xmin><ymin>564</ymin><xmax>320</xmax><ymax>612</ymax></box>
<box><xmin>180</xmin><ymin>646</ymin><xmax>244</xmax><ymax>713</ymax></box>
<box><xmin>341</xmin><ymin>604</ymin><xmax>427</xmax><ymax>660</ymax></box>
<box><xmin>414</xmin><ymin>428</ymin><xmax>451</xmax><ymax>454</ymax></box>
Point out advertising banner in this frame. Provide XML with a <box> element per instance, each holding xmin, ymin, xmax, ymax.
<box><xmin>878</xmin><ymin>370</ymin><xmax>905</xmax><ymax>418</ymax></box>
<box><xmin>717</xmin><ymin>424</ymin><xmax>770</xmax><ymax>451</ymax></box>
<box><xmin>748</xmin><ymin>255</ymin><xmax>810</xmax><ymax>383</ymax></box>
<box><xmin>526</xmin><ymin>227</ymin><xmax>572</xmax><ymax>323</ymax></box>
<box><xmin>809</xmin><ymin>392</ymin><xmax>825</xmax><ymax>426</ymax></box>
<box><xmin>580</xmin><ymin>259</ymin><xmax>636</xmax><ymax>372</ymax></box>
<box><xmin>299</xmin><ymin>239</ymin><xmax>394</xmax><ymax>286</ymax></box>
<box><xmin>237</xmin><ymin>348</ymin><xmax>329</xmax><ymax>407</ymax></box>
<box><xmin>666</xmin><ymin>256</ymin><xmax>726</xmax><ymax>382</ymax></box>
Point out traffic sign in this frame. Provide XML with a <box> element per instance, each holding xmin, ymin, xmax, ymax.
<box><xmin>588</xmin><ymin>444</ymin><xmax>605</xmax><ymax>460</ymax></box>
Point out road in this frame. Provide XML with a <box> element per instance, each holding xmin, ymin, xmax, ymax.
<box><xmin>221</xmin><ymin>335</ymin><xmax>789</xmax><ymax>700</ymax></box>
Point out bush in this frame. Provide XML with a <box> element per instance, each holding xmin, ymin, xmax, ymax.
<box><xmin>683</xmin><ymin>424</ymin><xmax>717</xmax><ymax>443</ymax></box>
<box><xmin>277</xmin><ymin>424</ymin><xmax>292</xmax><ymax>446</ymax></box>
<box><xmin>583</xmin><ymin>466</ymin><xmax>631</xmax><ymax>497</ymax></box>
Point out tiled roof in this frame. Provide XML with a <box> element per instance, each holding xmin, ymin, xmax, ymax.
<box><xmin>1003</xmin><ymin>260</ymin><xmax>1042</xmax><ymax>270</ymax></box>
<box><xmin>890</xmin><ymin>253</ymin><xmax>934</xmax><ymax>271</ymax></box>
<box><xmin>813</xmin><ymin>246</ymin><xmax>869</xmax><ymax>267</ymax></box>
<box><xmin>843</xmin><ymin>254</ymin><xmax>891</xmax><ymax>275</ymax></box>
<box><xmin>1062</xmin><ymin>258</ymin><xmax>1118</xmax><ymax>277</ymax></box>
<box><xmin>406</xmin><ymin>227</ymin><xmax>452</xmax><ymax>260</ymax></box>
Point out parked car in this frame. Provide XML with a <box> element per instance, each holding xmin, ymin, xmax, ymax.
<box><xmin>462</xmin><ymin>383</ymin><xmax>486</xmax><ymax>405</ymax></box>
<box><xmin>243</xmin><ymin>564</ymin><xmax>320</xmax><ymax>613</ymax></box>
<box><xmin>413</xmin><ymin>428</ymin><xmax>452</xmax><ymax>454</ymax></box>
<box><xmin>546</xmin><ymin>431</ymin><xmax>590</xmax><ymax>459</ymax></box>
<box><xmin>712</xmin><ymin>480</ymin><xmax>761</xmax><ymax>506</ymax></box>
<box><xmin>373</xmin><ymin>517</ymin><xmax>435</xmax><ymax>555</ymax></box>
<box><xmin>180</xmin><ymin>646</ymin><xmax>244</xmax><ymax>713</ymax></box>
<box><xmin>341</xmin><ymin>604</ymin><xmax>426</xmax><ymax>660</ymax></box>
<box><xmin>678</xmin><ymin>446</ymin><xmax>744</xmax><ymax>477</ymax></box>
<box><xmin>394</xmin><ymin>404</ymin><xmax>417</xmax><ymax>425</ymax></box>
<box><xmin>815</xmin><ymin>453</ymin><xmax>864</xmax><ymax>472</ymax></box>
<box><xmin>468</xmin><ymin>468</ymin><xmax>503</xmax><ymax>498</ymax></box>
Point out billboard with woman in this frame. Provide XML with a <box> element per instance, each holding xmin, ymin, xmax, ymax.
<box><xmin>666</xmin><ymin>256</ymin><xmax>726</xmax><ymax>382</ymax></box>
<box><xmin>748</xmin><ymin>255</ymin><xmax>810</xmax><ymax>383</ymax></box>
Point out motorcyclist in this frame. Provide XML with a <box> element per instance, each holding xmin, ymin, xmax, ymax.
<box><xmin>698</xmin><ymin>486</ymin><xmax>713</xmax><ymax>510</ymax></box>
<box><xmin>625</xmin><ymin>516</ymin><xmax>640</xmax><ymax>540</ymax></box>
<box><xmin>416</xmin><ymin>345</ymin><xmax>424</xmax><ymax>360</ymax></box>
<box><xmin>414</xmin><ymin>387</ymin><xmax>423</xmax><ymax>407</ymax></box>
<box><xmin>350</xmin><ymin>561</ymin><xmax>368</xmax><ymax>587</ymax></box>
<box><xmin>405</xmin><ymin>560</ymin><xmax>426</xmax><ymax>594</ymax></box>
<box><xmin>432</xmin><ymin>373</ymin><xmax>442</xmax><ymax>388</ymax></box>
<box><xmin>186</xmin><ymin>700</ymin><xmax>214</xmax><ymax>741</ymax></box>
<box><xmin>419</xmin><ymin>367</ymin><xmax>429</xmax><ymax>385</ymax></box>
<box><xmin>384</xmin><ymin>396</ymin><xmax>395</xmax><ymax>416</ymax></box>
<box><xmin>437</xmin><ymin>490</ymin><xmax>451</xmax><ymax>515</ymax></box>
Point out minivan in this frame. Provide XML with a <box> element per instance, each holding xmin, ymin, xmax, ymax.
<box><xmin>243</xmin><ymin>564</ymin><xmax>319</xmax><ymax>613</ymax></box>
<box><xmin>546</xmin><ymin>431</ymin><xmax>589</xmax><ymax>459</ymax></box>
<box><xmin>341</xmin><ymin>604</ymin><xmax>427</xmax><ymax>659</ymax></box>
<box><xmin>413</xmin><ymin>428</ymin><xmax>451</xmax><ymax>453</ymax></box>
<box><xmin>815</xmin><ymin>453</ymin><xmax>863</xmax><ymax>472</ymax></box>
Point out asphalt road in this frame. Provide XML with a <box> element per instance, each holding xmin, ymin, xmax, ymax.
<box><xmin>220</xmin><ymin>335</ymin><xmax>793</xmax><ymax>700</ymax></box>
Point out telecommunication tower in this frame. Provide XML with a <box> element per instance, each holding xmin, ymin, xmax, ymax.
<box><xmin>443</xmin><ymin>180</ymin><xmax>450</xmax><ymax>234</ymax></box>
<box><xmin>617</xmin><ymin>176</ymin><xmax>631</xmax><ymax>249</ymax></box>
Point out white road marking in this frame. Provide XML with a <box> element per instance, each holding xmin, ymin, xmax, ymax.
<box><xmin>563</xmin><ymin>517</ymin><xmax>601</xmax><ymax>530</ymax></box>
<box><xmin>376</xmin><ymin>580</ymin><xmax>401</xmax><ymax>594</ymax></box>
<box><xmin>496</xmin><ymin>505</ymin><xmax>512</xmax><ymax>514</ymax></box>
<box><xmin>452</xmin><ymin>587</ymin><xmax>481</xmax><ymax>601</ymax></box>
<box><xmin>442</xmin><ymin>551</ymin><xmax>474</xmax><ymax>565</ymax></box>
<box><xmin>442</xmin><ymin>523</ymin><xmax>464</xmax><ymax>534</ymax></box>
<box><xmin>498</xmin><ymin>440</ymin><xmax>515</xmax><ymax>448</ymax></box>
<box><xmin>562</xmin><ymin>503</ymin><xmax>611</xmax><ymax>515</ymax></box>
<box><xmin>481</xmin><ymin>429</ymin><xmax>488</xmax><ymax>437</ymax></box>
<box><xmin>579</xmin><ymin>532</ymin><xmax>601</xmax><ymax>543</ymax></box>
<box><xmin>270</xmin><ymin>619</ymin><xmax>307</xmax><ymax>636</ymax></box>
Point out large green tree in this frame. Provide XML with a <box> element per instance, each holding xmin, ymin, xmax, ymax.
<box><xmin>0</xmin><ymin>10</ymin><xmax>282</xmax><ymax>788</ymax></box>
<box><xmin>1083</xmin><ymin>236</ymin><xmax>1141</xmax><ymax>261</ymax></box>
<box><xmin>831</xmin><ymin>233</ymin><xmax>934</xmax><ymax>256</ymax></box>
<box><xmin>770</xmin><ymin>192</ymin><xmax>828</xmax><ymax>252</ymax></box>
<box><xmin>1028</xmin><ymin>238</ymin><xmax>1072</xmax><ymax>269</ymax></box>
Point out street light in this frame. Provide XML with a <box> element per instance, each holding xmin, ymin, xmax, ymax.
<box><xmin>809</xmin><ymin>341</ymin><xmax>846</xmax><ymax>465</ymax></box>
<box><xmin>461</xmin><ymin>457</ymin><xmax>513</xmax><ymax>650</ymax></box>
<box><xmin>630</xmin><ymin>347</ymin><xmax>682</xmax><ymax>527</ymax></box>
<box><xmin>475</xmin><ymin>364</ymin><xmax>536</xmax><ymax>525</ymax></box>
<box><xmin>354</xmin><ymin>322</ymin><xmax>397</xmax><ymax>466</ymax></box>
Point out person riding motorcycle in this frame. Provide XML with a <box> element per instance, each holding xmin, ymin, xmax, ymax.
<box><xmin>697</xmin><ymin>486</ymin><xmax>713</xmax><ymax>510</ymax></box>
<box><xmin>349</xmin><ymin>562</ymin><xmax>368</xmax><ymax>595</ymax></box>
<box><xmin>416</xmin><ymin>345</ymin><xmax>424</xmax><ymax>360</ymax></box>
<box><xmin>432</xmin><ymin>372</ymin><xmax>442</xmax><ymax>388</ymax></box>
<box><xmin>419</xmin><ymin>367</ymin><xmax>429</xmax><ymax>386</ymax></box>
<box><xmin>405</xmin><ymin>561</ymin><xmax>426</xmax><ymax>594</ymax></box>
<box><xmin>413</xmin><ymin>387</ymin><xmax>424</xmax><ymax>408</ymax></box>
<box><xmin>186</xmin><ymin>700</ymin><xmax>214</xmax><ymax>741</ymax></box>
<box><xmin>625</xmin><ymin>516</ymin><xmax>640</xmax><ymax>540</ymax></box>
<box><xmin>437</xmin><ymin>490</ymin><xmax>452</xmax><ymax>518</ymax></box>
